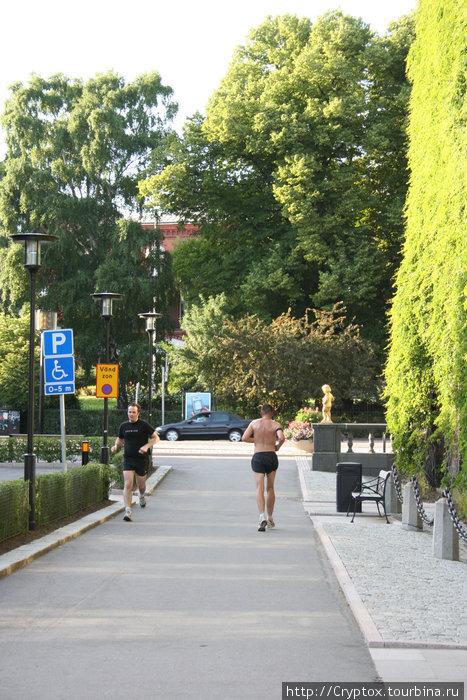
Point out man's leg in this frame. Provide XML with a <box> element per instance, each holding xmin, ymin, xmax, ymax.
<box><xmin>136</xmin><ymin>472</ymin><xmax>147</xmax><ymax>507</ymax></box>
<box><xmin>123</xmin><ymin>470</ymin><xmax>135</xmax><ymax>509</ymax></box>
<box><xmin>266</xmin><ymin>470</ymin><xmax>276</xmax><ymax>520</ymax></box>
<box><xmin>253</xmin><ymin>471</ymin><xmax>268</xmax><ymax>531</ymax></box>
<box><xmin>266</xmin><ymin>470</ymin><xmax>276</xmax><ymax>529</ymax></box>
<box><xmin>253</xmin><ymin>472</ymin><xmax>265</xmax><ymax>513</ymax></box>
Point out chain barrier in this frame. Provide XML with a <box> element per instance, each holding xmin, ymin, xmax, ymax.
<box><xmin>391</xmin><ymin>462</ymin><xmax>404</xmax><ymax>504</ymax></box>
<box><xmin>410</xmin><ymin>475</ymin><xmax>434</xmax><ymax>526</ymax></box>
<box><xmin>442</xmin><ymin>487</ymin><xmax>467</xmax><ymax>542</ymax></box>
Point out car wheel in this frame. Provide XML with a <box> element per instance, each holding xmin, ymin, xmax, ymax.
<box><xmin>166</xmin><ymin>429</ymin><xmax>179</xmax><ymax>441</ymax></box>
<box><xmin>228</xmin><ymin>429</ymin><xmax>243</xmax><ymax>442</ymax></box>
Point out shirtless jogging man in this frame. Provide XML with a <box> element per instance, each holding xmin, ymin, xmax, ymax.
<box><xmin>241</xmin><ymin>403</ymin><xmax>285</xmax><ymax>531</ymax></box>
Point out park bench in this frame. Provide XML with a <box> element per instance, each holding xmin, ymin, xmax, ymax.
<box><xmin>346</xmin><ymin>469</ymin><xmax>391</xmax><ymax>524</ymax></box>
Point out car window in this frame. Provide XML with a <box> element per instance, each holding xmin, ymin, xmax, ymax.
<box><xmin>211</xmin><ymin>412</ymin><xmax>228</xmax><ymax>423</ymax></box>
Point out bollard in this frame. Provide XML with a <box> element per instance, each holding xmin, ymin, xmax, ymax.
<box><xmin>432</xmin><ymin>498</ymin><xmax>459</xmax><ymax>560</ymax></box>
<box><xmin>81</xmin><ymin>441</ymin><xmax>90</xmax><ymax>466</ymax></box>
<box><xmin>402</xmin><ymin>481</ymin><xmax>422</xmax><ymax>530</ymax></box>
<box><xmin>385</xmin><ymin>474</ymin><xmax>402</xmax><ymax>515</ymax></box>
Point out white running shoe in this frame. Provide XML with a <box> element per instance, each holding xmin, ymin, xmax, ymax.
<box><xmin>267</xmin><ymin>517</ymin><xmax>275</xmax><ymax>529</ymax></box>
<box><xmin>258</xmin><ymin>518</ymin><xmax>267</xmax><ymax>532</ymax></box>
<box><xmin>123</xmin><ymin>508</ymin><xmax>132</xmax><ymax>522</ymax></box>
<box><xmin>139</xmin><ymin>494</ymin><xmax>146</xmax><ymax>508</ymax></box>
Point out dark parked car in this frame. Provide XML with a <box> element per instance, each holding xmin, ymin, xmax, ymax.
<box><xmin>156</xmin><ymin>410</ymin><xmax>252</xmax><ymax>442</ymax></box>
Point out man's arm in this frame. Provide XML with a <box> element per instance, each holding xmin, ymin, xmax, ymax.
<box><xmin>275</xmin><ymin>427</ymin><xmax>285</xmax><ymax>451</ymax></box>
<box><xmin>241</xmin><ymin>421</ymin><xmax>255</xmax><ymax>443</ymax></box>
<box><xmin>139</xmin><ymin>430</ymin><xmax>160</xmax><ymax>454</ymax></box>
<box><xmin>111</xmin><ymin>437</ymin><xmax>124</xmax><ymax>453</ymax></box>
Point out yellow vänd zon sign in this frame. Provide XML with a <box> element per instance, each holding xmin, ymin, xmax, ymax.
<box><xmin>96</xmin><ymin>363</ymin><xmax>119</xmax><ymax>398</ymax></box>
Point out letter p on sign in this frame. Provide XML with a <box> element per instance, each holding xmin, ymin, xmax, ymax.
<box><xmin>52</xmin><ymin>332</ymin><xmax>67</xmax><ymax>355</ymax></box>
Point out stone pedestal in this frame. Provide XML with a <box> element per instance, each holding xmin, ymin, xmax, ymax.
<box><xmin>385</xmin><ymin>474</ymin><xmax>402</xmax><ymax>515</ymax></box>
<box><xmin>432</xmin><ymin>498</ymin><xmax>459</xmax><ymax>560</ymax></box>
<box><xmin>402</xmin><ymin>481</ymin><xmax>422</xmax><ymax>530</ymax></box>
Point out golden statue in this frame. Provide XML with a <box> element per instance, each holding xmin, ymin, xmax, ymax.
<box><xmin>320</xmin><ymin>384</ymin><xmax>334</xmax><ymax>423</ymax></box>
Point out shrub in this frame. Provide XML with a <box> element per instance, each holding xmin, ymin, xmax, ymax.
<box><xmin>35</xmin><ymin>463</ymin><xmax>112</xmax><ymax>527</ymax></box>
<box><xmin>295</xmin><ymin>406</ymin><xmax>322</xmax><ymax>424</ymax></box>
<box><xmin>0</xmin><ymin>480</ymin><xmax>29</xmax><ymax>542</ymax></box>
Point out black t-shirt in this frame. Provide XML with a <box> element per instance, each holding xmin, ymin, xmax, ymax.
<box><xmin>118</xmin><ymin>419</ymin><xmax>155</xmax><ymax>462</ymax></box>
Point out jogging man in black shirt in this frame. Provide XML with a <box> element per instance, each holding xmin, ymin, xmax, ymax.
<box><xmin>111</xmin><ymin>402</ymin><xmax>159</xmax><ymax>522</ymax></box>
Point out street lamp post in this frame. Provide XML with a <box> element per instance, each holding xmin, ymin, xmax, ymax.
<box><xmin>138</xmin><ymin>311</ymin><xmax>161</xmax><ymax>426</ymax></box>
<box><xmin>10</xmin><ymin>232</ymin><xmax>56</xmax><ymax>530</ymax></box>
<box><xmin>91</xmin><ymin>292</ymin><xmax>123</xmax><ymax>464</ymax></box>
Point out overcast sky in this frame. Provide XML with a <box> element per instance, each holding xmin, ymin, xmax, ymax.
<box><xmin>0</xmin><ymin>0</ymin><xmax>417</xmax><ymax>154</ymax></box>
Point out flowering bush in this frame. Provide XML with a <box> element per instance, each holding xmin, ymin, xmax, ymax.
<box><xmin>295</xmin><ymin>406</ymin><xmax>322</xmax><ymax>424</ymax></box>
<box><xmin>78</xmin><ymin>385</ymin><xmax>95</xmax><ymax>397</ymax></box>
<box><xmin>284</xmin><ymin>420</ymin><xmax>314</xmax><ymax>441</ymax></box>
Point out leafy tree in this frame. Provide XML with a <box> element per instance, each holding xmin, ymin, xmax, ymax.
<box><xmin>384</xmin><ymin>0</ymin><xmax>466</xmax><ymax>486</ymax></box>
<box><xmin>0</xmin><ymin>71</ymin><xmax>178</xmax><ymax>396</ymax></box>
<box><xmin>0</xmin><ymin>313</ymin><xmax>35</xmax><ymax>412</ymax></box>
<box><xmin>167</xmin><ymin>293</ymin><xmax>230</xmax><ymax>397</ymax></box>
<box><xmin>141</xmin><ymin>12</ymin><xmax>414</xmax><ymax>350</ymax></box>
<box><xmin>215</xmin><ymin>305</ymin><xmax>377</xmax><ymax>415</ymax></box>
<box><xmin>168</xmin><ymin>296</ymin><xmax>377</xmax><ymax>416</ymax></box>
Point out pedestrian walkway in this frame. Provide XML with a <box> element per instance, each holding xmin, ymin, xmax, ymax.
<box><xmin>297</xmin><ymin>458</ymin><xmax>467</xmax><ymax>682</ymax></box>
<box><xmin>0</xmin><ymin>456</ymin><xmax>378</xmax><ymax>698</ymax></box>
<box><xmin>1</xmin><ymin>447</ymin><xmax>466</xmax><ymax>690</ymax></box>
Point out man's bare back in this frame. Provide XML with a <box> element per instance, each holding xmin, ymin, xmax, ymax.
<box><xmin>242</xmin><ymin>413</ymin><xmax>285</xmax><ymax>453</ymax></box>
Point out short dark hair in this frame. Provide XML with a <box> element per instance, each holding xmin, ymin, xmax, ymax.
<box><xmin>128</xmin><ymin>402</ymin><xmax>141</xmax><ymax>413</ymax></box>
<box><xmin>260</xmin><ymin>403</ymin><xmax>274</xmax><ymax>416</ymax></box>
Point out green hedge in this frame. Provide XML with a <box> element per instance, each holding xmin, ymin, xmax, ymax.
<box><xmin>35</xmin><ymin>463</ymin><xmax>112</xmax><ymax>527</ymax></box>
<box><xmin>0</xmin><ymin>436</ymin><xmax>106</xmax><ymax>463</ymax></box>
<box><xmin>0</xmin><ymin>480</ymin><xmax>29</xmax><ymax>542</ymax></box>
<box><xmin>0</xmin><ymin>462</ymin><xmax>115</xmax><ymax>542</ymax></box>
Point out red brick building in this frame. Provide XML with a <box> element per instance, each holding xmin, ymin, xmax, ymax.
<box><xmin>142</xmin><ymin>216</ymin><xmax>198</xmax><ymax>339</ymax></box>
<box><xmin>142</xmin><ymin>216</ymin><xmax>198</xmax><ymax>253</ymax></box>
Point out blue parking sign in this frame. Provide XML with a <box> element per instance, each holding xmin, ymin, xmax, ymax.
<box><xmin>43</xmin><ymin>329</ymin><xmax>74</xmax><ymax>357</ymax></box>
<box><xmin>43</xmin><ymin>329</ymin><xmax>75</xmax><ymax>395</ymax></box>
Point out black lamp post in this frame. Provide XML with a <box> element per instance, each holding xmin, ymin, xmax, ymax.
<box><xmin>10</xmin><ymin>232</ymin><xmax>56</xmax><ymax>530</ymax></box>
<box><xmin>138</xmin><ymin>311</ymin><xmax>161</xmax><ymax>426</ymax></box>
<box><xmin>91</xmin><ymin>292</ymin><xmax>123</xmax><ymax>464</ymax></box>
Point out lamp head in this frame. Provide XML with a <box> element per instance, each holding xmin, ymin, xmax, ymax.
<box><xmin>91</xmin><ymin>292</ymin><xmax>123</xmax><ymax>318</ymax></box>
<box><xmin>10</xmin><ymin>232</ymin><xmax>57</xmax><ymax>270</ymax></box>
<box><xmin>138</xmin><ymin>311</ymin><xmax>162</xmax><ymax>333</ymax></box>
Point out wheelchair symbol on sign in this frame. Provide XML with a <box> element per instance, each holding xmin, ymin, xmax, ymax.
<box><xmin>51</xmin><ymin>360</ymin><xmax>68</xmax><ymax>381</ymax></box>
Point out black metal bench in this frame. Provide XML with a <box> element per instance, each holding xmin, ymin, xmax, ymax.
<box><xmin>346</xmin><ymin>469</ymin><xmax>391</xmax><ymax>523</ymax></box>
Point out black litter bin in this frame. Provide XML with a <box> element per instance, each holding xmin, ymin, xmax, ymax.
<box><xmin>336</xmin><ymin>462</ymin><xmax>362</xmax><ymax>513</ymax></box>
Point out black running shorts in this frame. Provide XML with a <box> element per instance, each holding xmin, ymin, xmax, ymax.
<box><xmin>123</xmin><ymin>456</ymin><xmax>149</xmax><ymax>477</ymax></box>
<box><xmin>251</xmin><ymin>451</ymin><xmax>278</xmax><ymax>474</ymax></box>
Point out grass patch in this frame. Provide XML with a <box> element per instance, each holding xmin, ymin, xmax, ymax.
<box><xmin>77</xmin><ymin>396</ymin><xmax>118</xmax><ymax>410</ymax></box>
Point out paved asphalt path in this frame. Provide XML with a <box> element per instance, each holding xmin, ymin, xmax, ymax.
<box><xmin>0</xmin><ymin>455</ymin><xmax>379</xmax><ymax>699</ymax></box>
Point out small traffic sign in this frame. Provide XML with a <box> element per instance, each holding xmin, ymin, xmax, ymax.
<box><xmin>96</xmin><ymin>363</ymin><xmax>119</xmax><ymax>398</ymax></box>
<box><xmin>43</xmin><ymin>329</ymin><xmax>73</xmax><ymax>357</ymax></box>
<box><xmin>43</xmin><ymin>329</ymin><xmax>75</xmax><ymax>396</ymax></box>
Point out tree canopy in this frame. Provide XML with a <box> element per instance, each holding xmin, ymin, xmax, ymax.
<box><xmin>0</xmin><ymin>71</ymin><xmax>178</xmax><ymax>391</ymax></box>
<box><xmin>384</xmin><ymin>0</ymin><xmax>467</xmax><ymax>486</ymax></box>
<box><xmin>140</xmin><ymin>11</ymin><xmax>415</xmax><ymax>350</ymax></box>
<box><xmin>167</xmin><ymin>294</ymin><xmax>377</xmax><ymax>416</ymax></box>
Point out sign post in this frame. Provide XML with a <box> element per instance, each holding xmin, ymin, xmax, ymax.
<box><xmin>42</xmin><ymin>329</ymin><xmax>75</xmax><ymax>472</ymax></box>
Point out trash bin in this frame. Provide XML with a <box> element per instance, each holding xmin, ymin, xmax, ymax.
<box><xmin>336</xmin><ymin>462</ymin><xmax>362</xmax><ymax>513</ymax></box>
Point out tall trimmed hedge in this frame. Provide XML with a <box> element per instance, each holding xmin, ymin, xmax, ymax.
<box><xmin>0</xmin><ymin>463</ymin><xmax>114</xmax><ymax>542</ymax></box>
<box><xmin>384</xmin><ymin>0</ymin><xmax>466</xmax><ymax>485</ymax></box>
